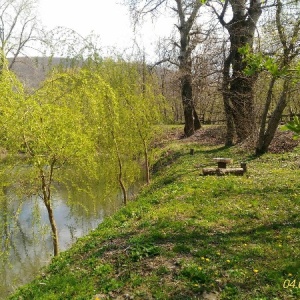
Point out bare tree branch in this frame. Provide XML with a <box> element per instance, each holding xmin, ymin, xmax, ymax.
<box><xmin>0</xmin><ymin>0</ymin><xmax>40</xmax><ymax>69</ymax></box>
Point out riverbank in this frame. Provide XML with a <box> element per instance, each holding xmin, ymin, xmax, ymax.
<box><xmin>9</xmin><ymin>126</ymin><xmax>300</xmax><ymax>299</ymax></box>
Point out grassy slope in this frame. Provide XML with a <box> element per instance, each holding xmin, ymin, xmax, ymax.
<box><xmin>9</xmin><ymin>128</ymin><xmax>300</xmax><ymax>300</ymax></box>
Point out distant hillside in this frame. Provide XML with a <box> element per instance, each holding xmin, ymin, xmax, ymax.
<box><xmin>9</xmin><ymin>57</ymin><xmax>69</xmax><ymax>89</ymax></box>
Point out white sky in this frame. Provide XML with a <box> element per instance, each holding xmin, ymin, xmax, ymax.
<box><xmin>38</xmin><ymin>0</ymin><xmax>174</xmax><ymax>59</ymax></box>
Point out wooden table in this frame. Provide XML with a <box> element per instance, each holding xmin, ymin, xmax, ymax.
<box><xmin>212</xmin><ymin>158</ymin><xmax>233</xmax><ymax>169</ymax></box>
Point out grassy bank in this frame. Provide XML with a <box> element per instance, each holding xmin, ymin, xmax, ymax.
<box><xmin>9</xmin><ymin>127</ymin><xmax>300</xmax><ymax>299</ymax></box>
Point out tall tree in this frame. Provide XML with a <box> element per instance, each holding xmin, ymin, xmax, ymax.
<box><xmin>175</xmin><ymin>0</ymin><xmax>202</xmax><ymax>136</ymax></box>
<box><xmin>125</xmin><ymin>0</ymin><xmax>202</xmax><ymax>137</ymax></box>
<box><xmin>210</xmin><ymin>0</ymin><xmax>262</xmax><ymax>144</ymax></box>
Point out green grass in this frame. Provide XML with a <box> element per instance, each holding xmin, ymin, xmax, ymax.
<box><xmin>9</xmin><ymin>130</ymin><xmax>300</xmax><ymax>300</ymax></box>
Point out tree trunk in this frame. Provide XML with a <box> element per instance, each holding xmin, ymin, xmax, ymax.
<box><xmin>225</xmin><ymin>22</ymin><xmax>258</xmax><ymax>142</ymax></box>
<box><xmin>117</xmin><ymin>153</ymin><xmax>127</xmax><ymax>205</ymax></box>
<box><xmin>118</xmin><ymin>172</ymin><xmax>127</xmax><ymax>206</ymax></box>
<box><xmin>143</xmin><ymin>140</ymin><xmax>150</xmax><ymax>185</ymax></box>
<box><xmin>193</xmin><ymin>109</ymin><xmax>201</xmax><ymax>131</ymax></box>
<box><xmin>176</xmin><ymin>0</ymin><xmax>201</xmax><ymax>137</ymax></box>
<box><xmin>255</xmin><ymin>0</ymin><xmax>298</xmax><ymax>155</ymax></box>
<box><xmin>256</xmin><ymin>79</ymin><xmax>290</xmax><ymax>155</ymax></box>
<box><xmin>255</xmin><ymin>77</ymin><xmax>277</xmax><ymax>154</ymax></box>
<box><xmin>222</xmin><ymin>49</ymin><xmax>235</xmax><ymax>146</ymax></box>
<box><xmin>1</xmin><ymin>196</ymin><xmax>10</xmax><ymax>254</ymax></box>
<box><xmin>113</xmin><ymin>138</ymin><xmax>127</xmax><ymax>205</ymax></box>
<box><xmin>219</xmin><ymin>0</ymin><xmax>262</xmax><ymax>143</ymax></box>
<box><xmin>44</xmin><ymin>200</ymin><xmax>59</xmax><ymax>257</ymax></box>
<box><xmin>40</xmin><ymin>169</ymin><xmax>59</xmax><ymax>256</ymax></box>
<box><xmin>230</xmin><ymin>73</ymin><xmax>256</xmax><ymax>141</ymax></box>
<box><xmin>182</xmin><ymin>73</ymin><xmax>196</xmax><ymax>137</ymax></box>
<box><xmin>223</xmin><ymin>99</ymin><xmax>235</xmax><ymax>146</ymax></box>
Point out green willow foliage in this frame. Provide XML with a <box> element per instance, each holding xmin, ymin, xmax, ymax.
<box><xmin>91</xmin><ymin>59</ymin><xmax>165</xmax><ymax>186</ymax></box>
<box><xmin>0</xmin><ymin>58</ymin><xmax>165</xmax><ymax>255</ymax></box>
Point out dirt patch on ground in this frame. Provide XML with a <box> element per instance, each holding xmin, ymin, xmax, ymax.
<box><xmin>268</xmin><ymin>131</ymin><xmax>299</xmax><ymax>153</ymax></box>
<box><xmin>166</xmin><ymin>125</ymin><xmax>299</xmax><ymax>153</ymax></box>
<box><xmin>181</xmin><ymin>126</ymin><xmax>227</xmax><ymax>145</ymax></box>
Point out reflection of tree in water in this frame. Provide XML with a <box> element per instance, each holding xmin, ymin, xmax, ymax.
<box><xmin>0</xmin><ymin>193</ymin><xmax>51</xmax><ymax>299</ymax></box>
<box><xmin>0</xmin><ymin>193</ymin><xmax>11</xmax><ymax>297</ymax></box>
<box><xmin>0</xmin><ymin>178</ymin><xmax>127</xmax><ymax>299</ymax></box>
<box><xmin>65</xmin><ymin>223</ymin><xmax>76</xmax><ymax>242</ymax></box>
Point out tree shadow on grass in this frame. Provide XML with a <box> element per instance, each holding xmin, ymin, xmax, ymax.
<box><xmin>152</xmin><ymin>150</ymin><xmax>187</xmax><ymax>174</ymax></box>
<box><xmin>195</xmin><ymin>145</ymin><xmax>231</xmax><ymax>155</ymax></box>
<box><xmin>84</xmin><ymin>211</ymin><xmax>300</xmax><ymax>299</ymax></box>
<box><xmin>156</xmin><ymin>218</ymin><xmax>300</xmax><ymax>250</ymax></box>
<box><xmin>144</xmin><ymin>217</ymin><xmax>300</xmax><ymax>275</ymax></box>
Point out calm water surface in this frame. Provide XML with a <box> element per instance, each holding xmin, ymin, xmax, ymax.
<box><xmin>0</xmin><ymin>185</ymin><xmax>124</xmax><ymax>299</ymax></box>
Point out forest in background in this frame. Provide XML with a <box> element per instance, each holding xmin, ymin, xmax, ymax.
<box><xmin>1</xmin><ymin>0</ymin><xmax>299</xmax><ymax>153</ymax></box>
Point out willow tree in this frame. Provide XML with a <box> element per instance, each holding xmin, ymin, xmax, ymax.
<box><xmin>90</xmin><ymin>58</ymin><xmax>164</xmax><ymax>190</ymax></box>
<box><xmin>125</xmin><ymin>0</ymin><xmax>202</xmax><ymax>137</ymax></box>
<box><xmin>45</xmin><ymin>59</ymin><xmax>164</xmax><ymax>205</ymax></box>
<box><xmin>0</xmin><ymin>53</ymin><xmax>164</xmax><ymax>256</ymax></box>
<box><xmin>0</xmin><ymin>66</ymin><xmax>24</xmax><ymax>264</ymax></box>
<box><xmin>0</xmin><ymin>68</ymin><xmax>112</xmax><ymax>256</ymax></box>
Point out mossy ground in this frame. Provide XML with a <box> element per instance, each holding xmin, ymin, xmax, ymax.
<box><xmin>9</xmin><ymin>126</ymin><xmax>300</xmax><ymax>299</ymax></box>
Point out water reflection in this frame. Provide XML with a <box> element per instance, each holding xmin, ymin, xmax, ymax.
<box><xmin>0</xmin><ymin>184</ymin><xmax>124</xmax><ymax>299</ymax></box>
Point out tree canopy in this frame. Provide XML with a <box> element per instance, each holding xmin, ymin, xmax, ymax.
<box><xmin>0</xmin><ymin>57</ymin><xmax>165</xmax><ymax>256</ymax></box>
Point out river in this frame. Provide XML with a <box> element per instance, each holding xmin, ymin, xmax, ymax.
<box><xmin>0</xmin><ymin>184</ymin><xmax>124</xmax><ymax>299</ymax></box>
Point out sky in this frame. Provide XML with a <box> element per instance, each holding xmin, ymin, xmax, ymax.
<box><xmin>38</xmin><ymin>0</ymin><xmax>174</xmax><ymax>59</ymax></box>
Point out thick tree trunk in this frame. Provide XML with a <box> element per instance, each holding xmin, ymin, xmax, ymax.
<box><xmin>222</xmin><ymin>51</ymin><xmax>235</xmax><ymax>146</ymax></box>
<box><xmin>180</xmin><ymin>59</ymin><xmax>201</xmax><ymax>138</ymax></box>
<box><xmin>224</xmin><ymin>98</ymin><xmax>235</xmax><ymax>146</ymax></box>
<box><xmin>176</xmin><ymin>0</ymin><xmax>201</xmax><ymax>137</ymax></box>
<box><xmin>230</xmin><ymin>73</ymin><xmax>256</xmax><ymax>141</ymax></box>
<box><xmin>193</xmin><ymin>109</ymin><xmax>201</xmax><ymax>131</ymax></box>
<box><xmin>182</xmin><ymin>73</ymin><xmax>197</xmax><ymax>137</ymax></box>
<box><xmin>219</xmin><ymin>0</ymin><xmax>262</xmax><ymax>143</ymax></box>
<box><xmin>226</xmin><ymin>23</ymin><xmax>258</xmax><ymax>142</ymax></box>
